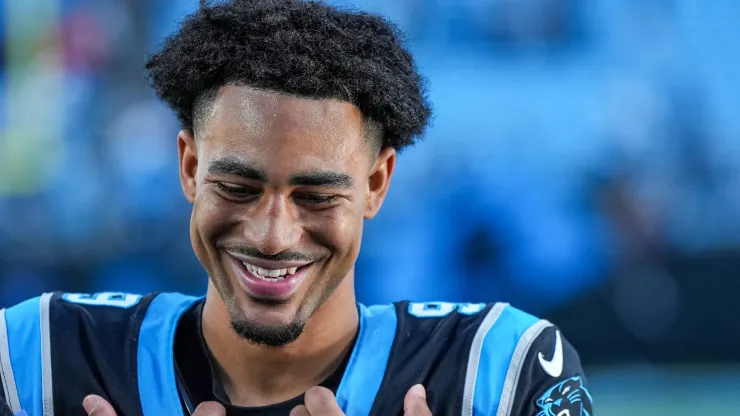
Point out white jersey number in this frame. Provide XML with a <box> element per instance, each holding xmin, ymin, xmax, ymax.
<box><xmin>408</xmin><ymin>302</ymin><xmax>486</xmax><ymax>318</ymax></box>
<box><xmin>63</xmin><ymin>292</ymin><xmax>142</xmax><ymax>308</ymax></box>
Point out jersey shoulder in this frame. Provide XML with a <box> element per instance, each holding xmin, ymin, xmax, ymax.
<box><xmin>477</xmin><ymin>306</ymin><xmax>592</xmax><ymax>416</ymax></box>
<box><xmin>367</xmin><ymin>301</ymin><xmax>528</xmax><ymax>415</ymax></box>
<box><xmin>378</xmin><ymin>301</ymin><xmax>591</xmax><ymax>416</ymax></box>
<box><xmin>1</xmin><ymin>291</ymin><xmax>201</xmax><ymax>416</ymax></box>
<box><xmin>394</xmin><ymin>300</ymin><xmax>539</xmax><ymax>346</ymax></box>
<box><xmin>4</xmin><ymin>291</ymin><xmax>200</xmax><ymax>336</ymax></box>
<box><xmin>2</xmin><ymin>292</ymin><xmax>159</xmax><ymax>356</ymax></box>
<box><xmin>504</xmin><ymin>323</ymin><xmax>592</xmax><ymax>416</ymax></box>
<box><xmin>4</xmin><ymin>292</ymin><xmax>154</xmax><ymax>327</ymax></box>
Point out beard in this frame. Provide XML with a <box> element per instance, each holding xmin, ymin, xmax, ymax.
<box><xmin>228</xmin><ymin>298</ymin><xmax>306</xmax><ymax>347</ymax></box>
<box><xmin>230</xmin><ymin>316</ymin><xmax>305</xmax><ymax>347</ymax></box>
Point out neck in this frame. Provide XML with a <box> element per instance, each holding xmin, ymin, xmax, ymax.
<box><xmin>201</xmin><ymin>273</ymin><xmax>359</xmax><ymax>407</ymax></box>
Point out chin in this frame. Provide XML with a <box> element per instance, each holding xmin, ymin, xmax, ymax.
<box><xmin>228</xmin><ymin>304</ymin><xmax>306</xmax><ymax>347</ymax></box>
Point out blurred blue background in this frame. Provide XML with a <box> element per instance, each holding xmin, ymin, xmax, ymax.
<box><xmin>0</xmin><ymin>0</ymin><xmax>739</xmax><ymax>413</ymax></box>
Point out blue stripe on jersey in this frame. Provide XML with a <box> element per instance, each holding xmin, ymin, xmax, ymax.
<box><xmin>335</xmin><ymin>304</ymin><xmax>397</xmax><ymax>416</ymax></box>
<box><xmin>473</xmin><ymin>305</ymin><xmax>538</xmax><ymax>416</ymax></box>
<box><xmin>138</xmin><ymin>293</ymin><xmax>201</xmax><ymax>416</ymax></box>
<box><xmin>4</xmin><ymin>297</ymin><xmax>42</xmax><ymax>416</ymax></box>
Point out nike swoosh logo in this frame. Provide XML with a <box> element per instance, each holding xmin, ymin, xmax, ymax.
<box><xmin>538</xmin><ymin>330</ymin><xmax>564</xmax><ymax>378</ymax></box>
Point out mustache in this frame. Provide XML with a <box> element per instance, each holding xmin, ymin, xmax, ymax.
<box><xmin>217</xmin><ymin>242</ymin><xmax>318</xmax><ymax>262</ymax></box>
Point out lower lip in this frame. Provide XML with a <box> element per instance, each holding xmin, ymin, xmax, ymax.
<box><xmin>231</xmin><ymin>257</ymin><xmax>309</xmax><ymax>299</ymax></box>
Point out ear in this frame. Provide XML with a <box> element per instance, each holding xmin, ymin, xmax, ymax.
<box><xmin>364</xmin><ymin>147</ymin><xmax>396</xmax><ymax>219</ymax></box>
<box><xmin>178</xmin><ymin>129</ymin><xmax>198</xmax><ymax>204</ymax></box>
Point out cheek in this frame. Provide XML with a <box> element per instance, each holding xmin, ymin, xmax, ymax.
<box><xmin>191</xmin><ymin>191</ymin><xmax>236</xmax><ymax>251</ymax></box>
<box><xmin>304</xmin><ymin>204</ymin><xmax>364</xmax><ymax>256</ymax></box>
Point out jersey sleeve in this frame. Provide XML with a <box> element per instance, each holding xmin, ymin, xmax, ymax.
<box><xmin>0</xmin><ymin>296</ymin><xmax>45</xmax><ymax>416</ymax></box>
<box><xmin>508</xmin><ymin>325</ymin><xmax>593</xmax><ymax>416</ymax></box>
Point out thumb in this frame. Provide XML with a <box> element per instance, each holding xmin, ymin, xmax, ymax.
<box><xmin>82</xmin><ymin>395</ymin><xmax>117</xmax><ymax>416</ymax></box>
<box><xmin>192</xmin><ymin>401</ymin><xmax>226</xmax><ymax>416</ymax></box>
<box><xmin>404</xmin><ymin>384</ymin><xmax>432</xmax><ymax>416</ymax></box>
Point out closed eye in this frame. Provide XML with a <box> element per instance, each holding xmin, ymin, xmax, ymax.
<box><xmin>216</xmin><ymin>182</ymin><xmax>258</xmax><ymax>199</ymax></box>
<box><xmin>294</xmin><ymin>193</ymin><xmax>340</xmax><ymax>205</ymax></box>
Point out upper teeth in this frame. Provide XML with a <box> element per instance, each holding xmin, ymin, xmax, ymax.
<box><xmin>243</xmin><ymin>262</ymin><xmax>299</xmax><ymax>280</ymax></box>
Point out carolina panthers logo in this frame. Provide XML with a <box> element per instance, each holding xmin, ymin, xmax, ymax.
<box><xmin>536</xmin><ymin>376</ymin><xmax>593</xmax><ymax>416</ymax></box>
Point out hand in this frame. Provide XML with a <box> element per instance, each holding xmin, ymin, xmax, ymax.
<box><xmin>289</xmin><ymin>384</ymin><xmax>431</xmax><ymax>416</ymax></box>
<box><xmin>82</xmin><ymin>395</ymin><xmax>226</xmax><ymax>416</ymax></box>
<box><xmin>403</xmin><ymin>384</ymin><xmax>433</xmax><ymax>416</ymax></box>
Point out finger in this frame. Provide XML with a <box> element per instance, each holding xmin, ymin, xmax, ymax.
<box><xmin>82</xmin><ymin>395</ymin><xmax>118</xmax><ymax>416</ymax></box>
<box><xmin>192</xmin><ymin>401</ymin><xmax>226</xmax><ymax>416</ymax></box>
<box><xmin>289</xmin><ymin>405</ymin><xmax>311</xmax><ymax>416</ymax></box>
<box><xmin>304</xmin><ymin>386</ymin><xmax>344</xmax><ymax>415</ymax></box>
<box><xmin>404</xmin><ymin>384</ymin><xmax>432</xmax><ymax>416</ymax></box>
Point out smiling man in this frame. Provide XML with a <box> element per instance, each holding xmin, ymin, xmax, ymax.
<box><xmin>0</xmin><ymin>1</ymin><xmax>591</xmax><ymax>415</ymax></box>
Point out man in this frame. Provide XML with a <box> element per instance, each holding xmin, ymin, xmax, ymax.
<box><xmin>0</xmin><ymin>0</ymin><xmax>593</xmax><ymax>415</ymax></box>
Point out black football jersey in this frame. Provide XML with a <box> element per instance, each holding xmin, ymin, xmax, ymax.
<box><xmin>0</xmin><ymin>292</ymin><xmax>592</xmax><ymax>416</ymax></box>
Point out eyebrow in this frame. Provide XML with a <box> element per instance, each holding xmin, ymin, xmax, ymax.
<box><xmin>290</xmin><ymin>171</ymin><xmax>354</xmax><ymax>189</ymax></box>
<box><xmin>207</xmin><ymin>157</ymin><xmax>355</xmax><ymax>189</ymax></box>
<box><xmin>208</xmin><ymin>158</ymin><xmax>266</xmax><ymax>182</ymax></box>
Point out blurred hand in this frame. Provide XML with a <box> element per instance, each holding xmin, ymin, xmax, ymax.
<box><xmin>289</xmin><ymin>384</ymin><xmax>431</xmax><ymax>416</ymax></box>
<box><xmin>82</xmin><ymin>395</ymin><xmax>225</xmax><ymax>416</ymax></box>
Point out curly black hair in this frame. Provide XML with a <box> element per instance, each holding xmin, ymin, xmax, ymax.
<box><xmin>145</xmin><ymin>0</ymin><xmax>432</xmax><ymax>151</ymax></box>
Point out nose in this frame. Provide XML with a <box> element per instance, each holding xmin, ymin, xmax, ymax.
<box><xmin>242</xmin><ymin>193</ymin><xmax>301</xmax><ymax>256</ymax></box>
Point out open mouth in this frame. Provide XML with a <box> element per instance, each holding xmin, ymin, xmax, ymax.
<box><xmin>241</xmin><ymin>262</ymin><xmax>301</xmax><ymax>282</ymax></box>
<box><xmin>228</xmin><ymin>254</ymin><xmax>313</xmax><ymax>299</ymax></box>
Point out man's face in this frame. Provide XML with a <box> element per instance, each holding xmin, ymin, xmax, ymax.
<box><xmin>178</xmin><ymin>86</ymin><xmax>395</xmax><ymax>347</ymax></box>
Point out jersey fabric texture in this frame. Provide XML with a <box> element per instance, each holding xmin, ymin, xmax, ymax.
<box><xmin>0</xmin><ymin>292</ymin><xmax>592</xmax><ymax>416</ymax></box>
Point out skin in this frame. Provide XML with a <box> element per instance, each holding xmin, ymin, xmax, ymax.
<box><xmin>83</xmin><ymin>385</ymin><xmax>431</xmax><ymax>416</ymax></box>
<box><xmin>82</xmin><ymin>85</ymin><xmax>432</xmax><ymax>414</ymax></box>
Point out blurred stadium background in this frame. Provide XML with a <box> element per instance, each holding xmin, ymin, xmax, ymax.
<box><xmin>0</xmin><ymin>0</ymin><xmax>739</xmax><ymax>414</ymax></box>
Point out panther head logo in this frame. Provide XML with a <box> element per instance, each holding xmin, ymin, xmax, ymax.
<box><xmin>536</xmin><ymin>376</ymin><xmax>593</xmax><ymax>416</ymax></box>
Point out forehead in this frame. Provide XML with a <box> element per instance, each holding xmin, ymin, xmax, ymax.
<box><xmin>198</xmin><ymin>85</ymin><xmax>369</xmax><ymax>174</ymax></box>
